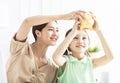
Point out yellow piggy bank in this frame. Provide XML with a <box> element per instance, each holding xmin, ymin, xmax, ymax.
<box><xmin>80</xmin><ymin>13</ymin><xmax>94</xmax><ymax>30</ymax></box>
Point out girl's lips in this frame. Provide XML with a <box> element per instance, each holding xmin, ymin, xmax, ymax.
<box><xmin>76</xmin><ymin>45</ymin><xmax>85</xmax><ymax>48</ymax></box>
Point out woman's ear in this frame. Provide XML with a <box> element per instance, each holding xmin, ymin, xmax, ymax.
<box><xmin>35</xmin><ymin>30</ymin><xmax>41</xmax><ymax>37</ymax></box>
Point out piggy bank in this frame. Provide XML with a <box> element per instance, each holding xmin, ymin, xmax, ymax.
<box><xmin>80</xmin><ymin>13</ymin><xmax>94</xmax><ymax>30</ymax></box>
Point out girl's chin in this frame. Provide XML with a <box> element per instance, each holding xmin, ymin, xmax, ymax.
<box><xmin>74</xmin><ymin>50</ymin><xmax>86</xmax><ymax>53</ymax></box>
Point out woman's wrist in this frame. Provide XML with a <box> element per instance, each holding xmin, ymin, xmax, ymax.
<box><xmin>56</xmin><ymin>14</ymin><xmax>67</xmax><ymax>20</ymax></box>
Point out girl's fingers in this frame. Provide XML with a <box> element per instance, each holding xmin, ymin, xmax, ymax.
<box><xmin>74</xmin><ymin>20</ymin><xmax>81</xmax><ymax>30</ymax></box>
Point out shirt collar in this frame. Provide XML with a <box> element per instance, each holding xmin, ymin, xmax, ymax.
<box><xmin>69</xmin><ymin>55</ymin><xmax>88</xmax><ymax>64</ymax></box>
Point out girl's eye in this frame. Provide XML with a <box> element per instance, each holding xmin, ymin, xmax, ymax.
<box><xmin>56</xmin><ymin>29</ymin><xmax>59</xmax><ymax>32</ymax></box>
<box><xmin>73</xmin><ymin>37</ymin><xmax>79</xmax><ymax>40</ymax></box>
<box><xmin>82</xmin><ymin>37</ymin><xmax>87</xmax><ymax>40</ymax></box>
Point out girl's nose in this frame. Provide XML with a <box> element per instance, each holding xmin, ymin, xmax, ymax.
<box><xmin>78</xmin><ymin>38</ymin><xmax>83</xmax><ymax>43</ymax></box>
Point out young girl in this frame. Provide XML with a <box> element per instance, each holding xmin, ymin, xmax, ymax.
<box><xmin>52</xmin><ymin>14</ymin><xmax>113</xmax><ymax>83</ymax></box>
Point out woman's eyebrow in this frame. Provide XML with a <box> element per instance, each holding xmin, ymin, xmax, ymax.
<box><xmin>47</xmin><ymin>26</ymin><xmax>54</xmax><ymax>28</ymax></box>
<box><xmin>47</xmin><ymin>26</ymin><xmax>59</xmax><ymax>29</ymax></box>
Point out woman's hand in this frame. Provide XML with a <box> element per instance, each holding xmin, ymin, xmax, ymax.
<box><xmin>63</xmin><ymin>10</ymin><xmax>86</xmax><ymax>20</ymax></box>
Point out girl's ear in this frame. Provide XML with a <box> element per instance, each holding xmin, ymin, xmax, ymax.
<box><xmin>35</xmin><ymin>30</ymin><xmax>41</xmax><ymax>37</ymax></box>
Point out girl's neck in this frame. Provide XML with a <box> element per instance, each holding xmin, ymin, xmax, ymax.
<box><xmin>72</xmin><ymin>52</ymin><xmax>85</xmax><ymax>60</ymax></box>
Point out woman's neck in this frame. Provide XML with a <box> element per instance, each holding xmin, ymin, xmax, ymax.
<box><xmin>31</xmin><ymin>41</ymin><xmax>48</xmax><ymax>59</ymax></box>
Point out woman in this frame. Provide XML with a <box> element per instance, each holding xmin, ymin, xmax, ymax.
<box><xmin>52</xmin><ymin>13</ymin><xmax>113</xmax><ymax>83</ymax></box>
<box><xmin>6</xmin><ymin>10</ymin><xmax>83</xmax><ymax>83</ymax></box>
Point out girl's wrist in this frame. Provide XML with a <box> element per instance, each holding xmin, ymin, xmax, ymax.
<box><xmin>95</xmin><ymin>29</ymin><xmax>103</xmax><ymax>35</ymax></box>
<box><xmin>95</xmin><ymin>29</ymin><xmax>101</xmax><ymax>32</ymax></box>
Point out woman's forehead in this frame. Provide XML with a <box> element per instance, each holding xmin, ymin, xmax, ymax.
<box><xmin>47</xmin><ymin>21</ymin><xmax>57</xmax><ymax>26</ymax></box>
<box><xmin>46</xmin><ymin>22</ymin><xmax>58</xmax><ymax>28</ymax></box>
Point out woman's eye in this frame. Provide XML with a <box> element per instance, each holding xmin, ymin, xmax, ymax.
<box><xmin>48</xmin><ymin>29</ymin><xmax>53</xmax><ymax>31</ymax></box>
<box><xmin>56</xmin><ymin>29</ymin><xmax>59</xmax><ymax>32</ymax></box>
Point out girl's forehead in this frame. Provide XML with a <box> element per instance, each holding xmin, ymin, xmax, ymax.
<box><xmin>77</xmin><ymin>31</ymin><xmax>88</xmax><ymax>36</ymax></box>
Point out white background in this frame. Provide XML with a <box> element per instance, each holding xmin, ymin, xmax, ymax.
<box><xmin>0</xmin><ymin>0</ymin><xmax>120</xmax><ymax>83</ymax></box>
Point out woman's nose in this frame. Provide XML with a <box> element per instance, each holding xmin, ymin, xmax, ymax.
<box><xmin>53</xmin><ymin>30</ymin><xmax>59</xmax><ymax>36</ymax></box>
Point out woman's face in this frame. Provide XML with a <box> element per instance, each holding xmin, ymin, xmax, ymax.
<box><xmin>69</xmin><ymin>31</ymin><xmax>89</xmax><ymax>53</ymax></box>
<box><xmin>38</xmin><ymin>21</ymin><xmax>59</xmax><ymax>46</ymax></box>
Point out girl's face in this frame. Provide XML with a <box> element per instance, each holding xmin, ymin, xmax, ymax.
<box><xmin>69</xmin><ymin>31</ymin><xmax>89</xmax><ymax>53</ymax></box>
<box><xmin>38</xmin><ymin>21</ymin><xmax>59</xmax><ymax>46</ymax></box>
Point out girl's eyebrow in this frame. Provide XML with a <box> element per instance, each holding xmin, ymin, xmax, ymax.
<box><xmin>76</xmin><ymin>34</ymin><xmax>87</xmax><ymax>36</ymax></box>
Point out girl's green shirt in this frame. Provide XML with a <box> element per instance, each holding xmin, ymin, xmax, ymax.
<box><xmin>57</xmin><ymin>55</ymin><xmax>95</xmax><ymax>83</ymax></box>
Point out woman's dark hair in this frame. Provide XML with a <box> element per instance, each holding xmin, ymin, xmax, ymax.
<box><xmin>32</xmin><ymin>21</ymin><xmax>57</xmax><ymax>41</ymax></box>
<box><xmin>63</xmin><ymin>28</ymin><xmax>90</xmax><ymax>56</ymax></box>
<box><xmin>32</xmin><ymin>23</ymin><xmax>48</xmax><ymax>41</ymax></box>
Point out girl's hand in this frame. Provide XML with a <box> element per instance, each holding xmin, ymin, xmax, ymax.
<box><xmin>90</xmin><ymin>12</ymin><xmax>100</xmax><ymax>31</ymax></box>
<box><xmin>71</xmin><ymin>19</ymin><xmax>81</xmax><ymax>35</ymax></box>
